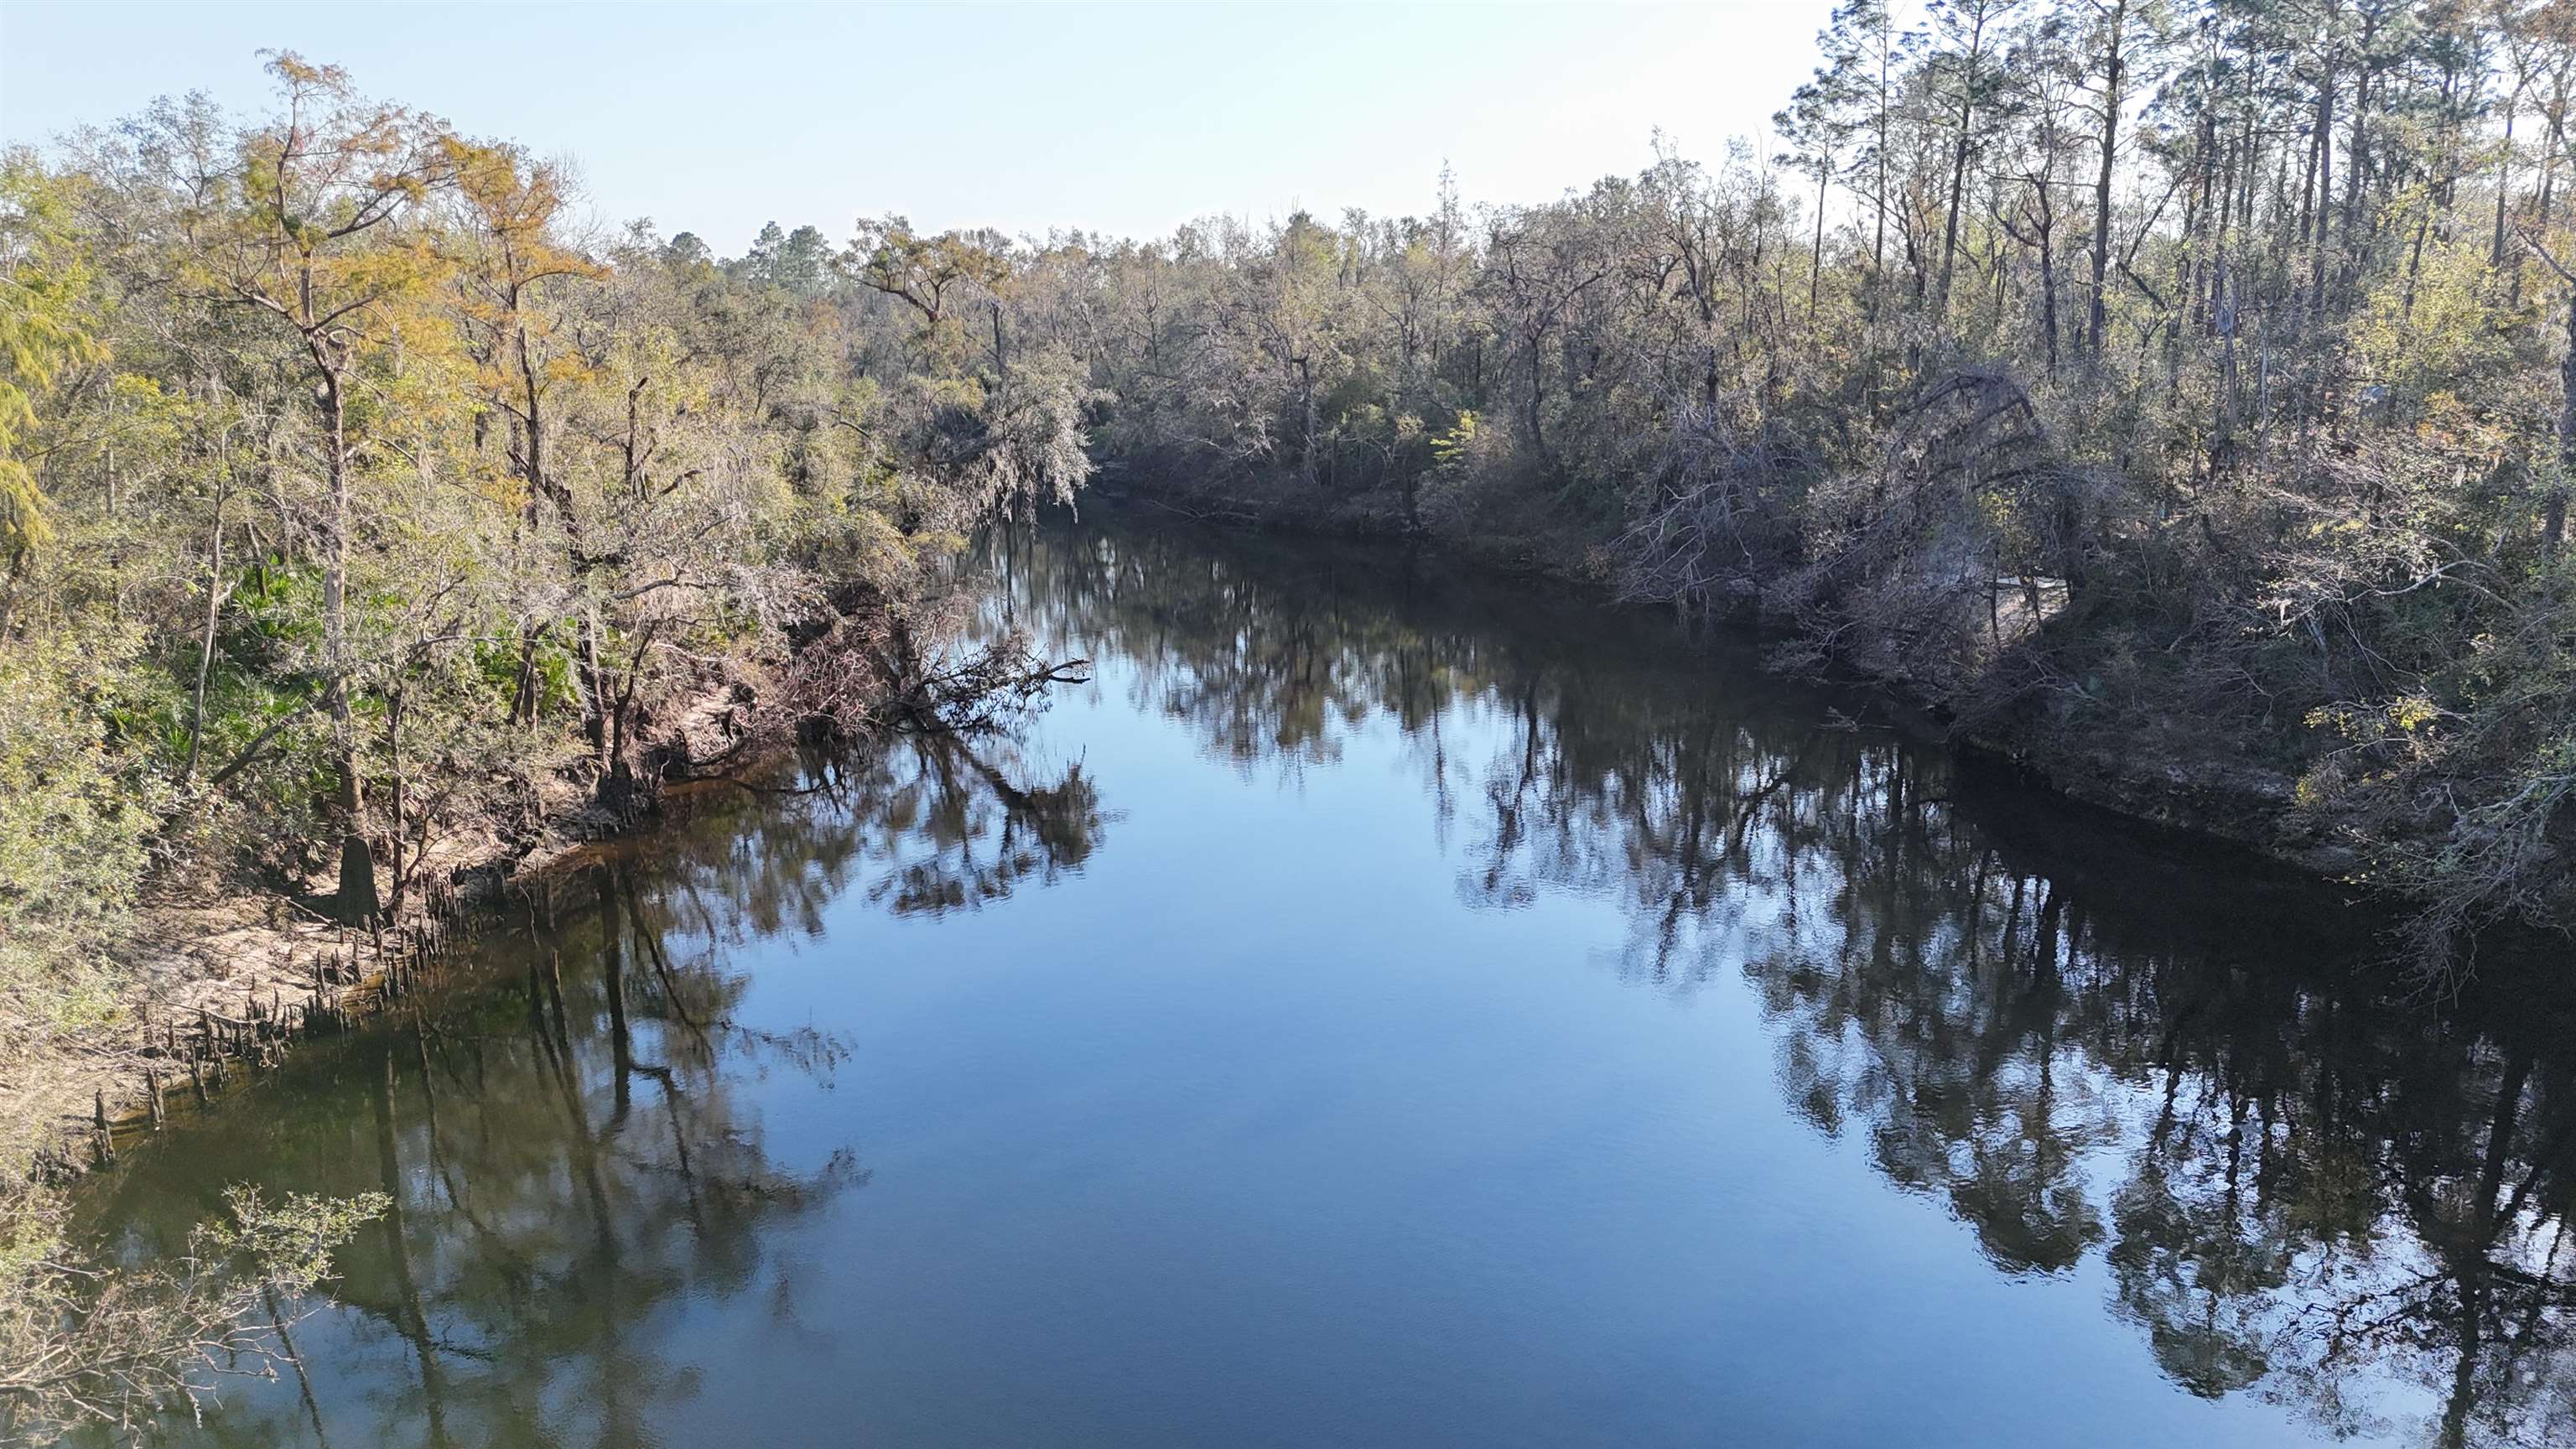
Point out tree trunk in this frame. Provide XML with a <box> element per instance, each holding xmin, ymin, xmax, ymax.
<box><xmin>1872</xmin><ymin>51</ymin><xmax>1890</xmax><ymax>288</ymax></box>
<box><xmin>2494</xmin><ymin>103</ymin><xmax>2519</xmax><ymax>267</ymax></box>
<box><xmin>509</xmin><ymin>626</ymin><xmax>545</xmax><ymax>727</ymax></box>
<box><xmin>2086</xmin><ymin>2</ymin><xmax>2126</xmax><ymax>359</ymax></box>
<box><xmin>322</xmin><ymin>374</ymin><xmax>377</xmax><ymax>925</ymax></box>
<box><xmin>180</xmin><ymin>486</ymin><xmax>227</xmax><ymax>783</ymax></box>
<box><xmin>2335</xmin><ymin>48</ymin><xmax>2371</xmax><ymax>306</ymax></box>
<box><xmin>1524</xmin><ymin>334</ymin><xmax>1551</xmax><ymax>475</ymax></box>
<box><xmin>1938</xmin><ymin>80</ymin><xmax>1977</xmax><ymax>314</ymax></box>
<box><xmin>580</xmin><ymin>608</ymin><xmax>609</xmax><ymax>764</ymax></box>
<box><xmin>1809</xmin><ymin>156</ymin><xmax>1830</xmax><ymax>318</ymax></box>
<box><xmin>1297</xmin><ymin>355</ymin><xmax>1318</xmax><ymax>491</ymax></box>
<box><xmin>2310</xmin><ymin>60</ymin><xmax>2335</xmax><ymax>317</ymax></box>
<box><xmin>2037</xmin><ymin>194</ymin><xmax>2059</xmax><ymax>371</ymax></box>
<box><xmin>384</xmin><ymin>687</ymin><xmax>408</xmax><ymax>915</ymax></box>
<box><xmin>2553</xmin><ymin>285</ymin><xmax>2576</xmax><ymax>558</ymax></box>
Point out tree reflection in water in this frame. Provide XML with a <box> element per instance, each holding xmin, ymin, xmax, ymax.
<box><xmin>80</xmin><ymin>714</ymin><xmax>1106</xmax><ymax>1447</ymax></box>
<box><xmin>848</xmin><ymin>735</ymin><xmax>1106</xmax><ymax>915</ymax></box>
<box><xmin>81</xmin><ymin>516</ymin><xmax>2571</xmax><ymax>1448</ymax></box>
<box><xmin>990</xmin><ymin>514</ymin><xmax>2576</xmax><ymax>1449</ymax></box>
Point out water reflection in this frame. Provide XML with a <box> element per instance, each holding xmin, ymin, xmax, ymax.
<box><xmin>848</xmin><ymin>736</ymin><xmax>1106</xmax><ymax>915</ymax></box>
<box><xmin>661</xmin><ymin>734</ymin><xmax>1107</xmax><ymax>928</ymax></box>
<box><xmin>86</xmin><ymin>515</ymin><xmax>2575</xmax><ymax>1448</ymax></box>
<box><xmin>992</xmin><ymin>517</ymin><xmax>2576</xmax><ymax>1448</ymax></box>
<box><xmin>82</xmin><ymin>864</ymin><xmax>860</xmax><ymax>1448</ymax></box>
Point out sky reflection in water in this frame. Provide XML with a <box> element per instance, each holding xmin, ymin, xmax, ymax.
<box><xmin>83</xmin><ymin>514</ymin><xmax>2576</xmax><ymax>1449</ymax></box>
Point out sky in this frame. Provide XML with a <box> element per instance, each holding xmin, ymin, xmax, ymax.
<box><xmin>0</xmin><ymin>1</ymin><xmax>1837</xmax><ymax>256</ymax></box>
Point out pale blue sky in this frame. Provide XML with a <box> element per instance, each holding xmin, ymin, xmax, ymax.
<box><xmin>0</xmin><ymin>1</ymin><xmax>1836</xmax><ymax>254</ymax></box>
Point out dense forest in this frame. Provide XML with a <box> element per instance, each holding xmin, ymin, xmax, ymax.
<box><xmin>0</xmin><ymin>55</ymin><xmax>1093</xmax><ymax>1165</ymax></box>
<box><xmin>9</xmin><ymin>0</ymin><xmax>2576</xmax><ymax>1424</ymax></box>
<box><xmin>12</xmin><ymin>0</ymin><xmax>2576</xmax><ymax>1114</ymax></box>
<box><xmin>0</xmin><ymin>54</ymin><xmax>1095</xmax><ymax>1424</ymax></box>
<box><xmin>1002</xmin><ymin>0</ymin><xmax>2576</xmax><ymax>968</ymax></box>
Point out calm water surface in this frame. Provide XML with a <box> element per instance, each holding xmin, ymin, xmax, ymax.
<box><xmin>84</xmin><ymin>516</ymin><xmax>2576</xmax><ymax>1447</ymax></box>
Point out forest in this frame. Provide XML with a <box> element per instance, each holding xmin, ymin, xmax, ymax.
<box><xmin>6</xmin><ymin>0</ymin><xmax>2576</xmax><ymax>1430</ymax></box>
<box><xmin>0</xmin><ymin>53</ymin><xmax>1093</xmax><ymax>1162</ymax></box>
<box><xmin>1018</xmin><ymin>0</ymin><xmax>2576</xmax><ymax>969</ymax></box>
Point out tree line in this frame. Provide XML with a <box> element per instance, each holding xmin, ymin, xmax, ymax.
<box><xmin>9</xmin><ymin>0</ymin><xmax>2576</xmax><ymax>1112</ymax></box>
<box><xmin>971</xmin><ymin>0</ymin><xmax>2576</xmax><ymax>961</ymax></box>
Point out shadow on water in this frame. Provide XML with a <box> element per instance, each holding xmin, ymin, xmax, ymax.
<box><xmin>80</xmin><ymin>510</ymin><xmax>2574</xmax><ymax>1448</ymax></box>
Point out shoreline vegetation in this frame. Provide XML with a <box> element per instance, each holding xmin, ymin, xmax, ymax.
<box><xmin>1086</xmin><ymin>476</ymin><xmax>2324</xmax><ymax>865</ymax></box>
<box><xmin>12</xmin><ymin>0</ymin><xmax>2576</xmax><ymax>1428</ymax></box>
<box><xmin>1057</xmin><ymin>0</ymin><xmax>2576</xmax><ymax>969</ymax></box>
<box><xmin>0</xmin><ymin>54</ymin><xmax>1093</xmax><ymax>1439</ymax></box>
<box><xmin>0</xmin><ymin>55</ymin><xmax>1098</xmax><ymax>1176</ymax></box>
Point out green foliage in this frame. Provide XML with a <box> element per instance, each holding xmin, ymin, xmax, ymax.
<box><xmin>0</xmin><ymin>153</ymin><xmax>101</xmax><ymax>560</ymax></box>
<box><xmin>0</xmin><ymin>54</ymin><xmax>1100</xmax><ymax>1178</ymax></box>
<box><xmin>0</xmin><ymin>1179</ymin><xmax>387</xmax><ymax>1441</ymax></box>
<box><xmin>0</xmin><ymin>629</ymin><xmax>157</xmax><ymax>1043</ymax></box>
<box><xmin>2353</xmin><ymin>239</ymin><xmax>2533</xmax><ymax>414</ymax></box>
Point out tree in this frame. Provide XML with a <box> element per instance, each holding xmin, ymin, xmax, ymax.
<box><xmin>1925</xmin><ymin>0</ymin><xmax>2026</xmax><ymax>314</ymax></box>
<box><xmin>2074</xmin><ymin>0</ymin><xmax>2174</xmax><ymax>358</ymax></box>
<box><xmin>847</xmin><ymin>214</ymin><xmax>1008</xmax><ymax>338</ymax></box>
<box><xmin>0</xmin><ymin>156</ymin><xmax>97</xmax><ymax>575</ymax></box>
<box><xmin>1779</xmin><ymin>39</ymin><xmax>1862</xmax><ymax>316</ymax></box>
<box><xmin>177</xmin><ymin>54</ymin><xmax>454</xmax><ymax>922</ymax></box>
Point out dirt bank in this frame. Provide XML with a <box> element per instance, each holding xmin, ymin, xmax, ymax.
<box><xmin>1</xmin><ymin>658</ymin><xmax>854</xmax><ymax>1186</ymax></box>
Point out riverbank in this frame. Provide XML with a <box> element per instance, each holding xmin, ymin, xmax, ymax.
<box><xmin>0</xmin><ymin>481</ymin><xmax>2485</xmax><ymax>1186</ymax></box>
<box><xmin>55</xmin><ymin>507</ymin><xmax>2575</xmax><ymax>1449</ymax></box>
<box><xmin>0</xmin><ymin>637</ymin><xmax>864</xmax><ymax>1187</ymax></box>
<box><xmin>1</xmin><ymin>559</ymin><xmax>1098</xmax><ymax>1189</ymax></box>
<box><xmin>1087</xmin><ymin>473</ymin><xmax>2361</xmax><ymax>892</ymax></box>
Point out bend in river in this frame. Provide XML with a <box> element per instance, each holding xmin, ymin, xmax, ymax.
<box><xmin>80</xmin><ymin>513</ymin><xmax>2576</xmax><ymax>1449</ymax></box>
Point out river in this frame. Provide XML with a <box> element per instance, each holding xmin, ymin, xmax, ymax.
<box><xmin>78</xmin><ymin>512</ymin><xmax>2576</xmax><ymax>1447</ymax></box>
